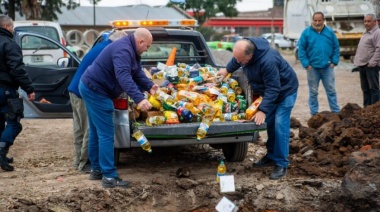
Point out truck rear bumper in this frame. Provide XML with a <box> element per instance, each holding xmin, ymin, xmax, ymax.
<box><xmin>113</xmin><ymin>109</ymin><xmax>266</xmax><ymax>149</ymax></box>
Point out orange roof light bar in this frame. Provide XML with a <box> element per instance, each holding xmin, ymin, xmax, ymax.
<box><xmin>109</xmin><ymin>19</ymin><xmax>198</xmax><ymax>28</ymax></box>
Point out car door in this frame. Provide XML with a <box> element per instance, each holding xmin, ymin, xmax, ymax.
<box><xmin>14</xmin><ymin>32</ymin><xmax>81</xmax><ymax>118</ymax></box>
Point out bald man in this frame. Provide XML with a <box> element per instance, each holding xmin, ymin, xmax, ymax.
<box><xmin>79</xmin><ymin>28</ymin><xmax>158</xmax><ymax>188</ymax></box>
<box><xmin>218</xmin><ymin>38</ymin><xmax>298</xmax><ymax>180</ymax></box>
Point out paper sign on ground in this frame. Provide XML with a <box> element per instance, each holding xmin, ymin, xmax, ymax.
<box><xmin>220</xmin><ymin>175</ymin><xmax>235</xmax><ymax>193</ymax></box>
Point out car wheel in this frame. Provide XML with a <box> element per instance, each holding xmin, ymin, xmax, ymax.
<box><xmin>222</xmin><ymin>142</ymin><xmax>248</xmax><ymax>162</ymax></box>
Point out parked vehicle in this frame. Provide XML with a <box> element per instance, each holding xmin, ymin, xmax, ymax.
<box><xmin>260</xmin><ymin>33</ymin><xmax>293</xmax><ymax>50</ymax></box>
<box><xmin>14</xmin><ymin>19</ymin><xmax>266</xmax><ymax>163</ymax></box>
<box><xmin>206</xmin><ymin>34</ymin><xmax>242</xmax><ymax>51</ymax></box>
<box><xmin>283</xmin><ymin>0</ymin><xmax>375</xmax><ymax>60</ymax></box>
<box><xmin>13</xmin><ymin>20</ymin><xmax>68</xmax><ymax>65</ymax></box>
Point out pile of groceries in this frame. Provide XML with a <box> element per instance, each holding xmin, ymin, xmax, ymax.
<box><xmin>132</xmin><ymin>47</ymin><xmax>262</xmax><ymax>141</ymax></box>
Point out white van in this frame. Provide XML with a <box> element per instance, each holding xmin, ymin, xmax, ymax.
<box><xmin>13</xmin><ymin>21</ymin><xmax>67</xmax><ymax>65</ymax></box>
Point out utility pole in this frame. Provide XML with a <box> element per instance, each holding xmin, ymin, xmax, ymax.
<box><xmin>89</xmin><ymin>0</ymin><xmax>96</xmax><ymax>26</ymax></box>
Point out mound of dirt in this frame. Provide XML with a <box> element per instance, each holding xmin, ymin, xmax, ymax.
<box><xmin>289</xmin><ymin>102</ymin><xmax>380</xmax><ymax>178</ymax></box>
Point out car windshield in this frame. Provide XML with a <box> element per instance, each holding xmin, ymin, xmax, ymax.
<box><xmin>15</xmin><ymin>26</ymin><xmax>60</xmax><ymax>42</ymax></box>
<box><xmin>141</xmin><ymin>42</ymin><xmax>200</xmax><ymax>64</ymax></box>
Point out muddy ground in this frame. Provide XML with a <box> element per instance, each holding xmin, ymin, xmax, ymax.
<box><xmin>0</xmin><ymin>51</ymin><xmax>374</xmax><ymax>212</ymax></box>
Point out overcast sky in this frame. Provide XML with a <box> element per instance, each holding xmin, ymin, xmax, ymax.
<box><xmin>78</xmin><ymin>0</ymin><xmax>273</xmax><ymax>12</ymax></box>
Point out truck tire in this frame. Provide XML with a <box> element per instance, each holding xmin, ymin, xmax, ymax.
<box><xmin>343</xmin><ymin>55</ymin><xmax>351</xmax><ymax>60</ymax></box>
<box><xmin>222</xmin><ymin>142</ymin><xmax>248</xmax><ymax>162</ymax></box>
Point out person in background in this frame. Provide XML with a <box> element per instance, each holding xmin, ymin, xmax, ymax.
<box><xmin>68</xmin><ymin>30</ymin><xmax>127</xmax><ymax>172</ymax></box>
<box><xmin>354</xmin><ymin>13</ymin><xmax>380</xmax><ymax>107</ymax></box>
<box><xmin>217</xmin><ymin>37</ymin><xmax>298</xmax><ymax>180</ymax></box>
<box><xmin>0</xmin><ymin>15</ymin><xmax>35</xmax><ymax>171</ymax></box>
<box><xmin>79</xmin><ymin>28</ymin><xmax>158</xmax><ymax>188</ymax></box>
<box><xmin>298</xmin><ymin>12</ymin><xmax>340</xmax><ymax>116</ymax></box>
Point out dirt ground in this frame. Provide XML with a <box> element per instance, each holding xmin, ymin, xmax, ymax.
<box><xmin>0</xmin><ymin>51</ymin><xmax>368</xmax><ymax>212</ymax></box>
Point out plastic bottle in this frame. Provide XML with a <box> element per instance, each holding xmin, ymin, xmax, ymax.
<box><xmin>132</xmin><ymin>130</ymin><xmax>152</xmax><ymax>153</ymax></box>
<box><xmin>246</xmin><ymin>96</ymin><xmax>263</xmax><ymax>120</ymax></box>
<box><xmin>227</xmin><ymin>78</ymin><xmax>239</xmax><ymax>88</ymax></box>
<box><xmin>152</xmin><ymin>71</ymin><xmax>165</xmax><ymax>80</ymax></box>
<box><xmin>216</xmin><ymin>160</ymin><xmax>226</xmax><ymax>183</ymax></box>
<box><xmin>226</xmin><ymin>88</ymin><xmax>236</xmax><ymax>102</ymax></box>
<box><xmin>145</xmin><ymin>116</ymin><xmax>166</xmax><ymax>126</ymax></box>
<box><xmin>219</xmin><ymin>83</ymin><xmax>229</xmax><ymax>95</ymax></box>
<box><xmin>177</xmin><ymin>107</ymin><xmax>193</xmax><ymax>121</ymax></box>
<box><xmin>154</xmin><ymin>90</ymin><xmax>174</xmax><ymax>104</ymax></box>
<box><xmin>177</xmin><ymin>90</ymin><xmax>201</xmax><ymax>106</ymax></box>
<box><xmin>196</xmin><ymin>115</ymin><xmax>212</xmax><ymax>141</ymax></box>
<box><xmin>147</xmin><ymin>94</ymin><xmax>162</xmax><ymax>110</ymax></box>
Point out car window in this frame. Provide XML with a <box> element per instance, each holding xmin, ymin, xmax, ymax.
<box><xmin>15</xmin><ymin>26</ymin><xmax>60</xmax><ymax>43</ymax></box>
<box><xmin>20</xmin><ymin>35</ymin><xmax>68</xmax><ymax>66</ymax></box>
<box><xmin>141</xmin><ymin>43</ymin><xmax>197</xmax><ymax>58</ymax></box>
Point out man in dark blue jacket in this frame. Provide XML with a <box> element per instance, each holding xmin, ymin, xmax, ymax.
<box><xmin>79</xmin><ymin>28</ymin><xmax>158</xmax><ymax>188</ymax></box>
<box><xmin>0</xmin><ymin>15</ymin><xmax>35</xmax><ymax>172</ymax></box>
<box><xmin>68</xmin><ymin>30</ymin><xmax>126</xmax><ymax>173</ymax></box>
<box><xmin>218</xmin><ymin>37</ymin><xmax>298</xmax><ymax>180</ymax></box>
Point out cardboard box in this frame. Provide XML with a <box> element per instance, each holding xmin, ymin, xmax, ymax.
<box><xmin>139</xmin><ymin>110</ymin><xmax>163</xmax><ymax>120</ymax></box>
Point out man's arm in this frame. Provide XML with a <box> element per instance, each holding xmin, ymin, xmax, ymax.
<box><xmin>368</xmin><ymin>30</ymin><xmax>380</xmax><ymax>67</ymax></box>
<box><xmin>331</xmin><ymin>30</ymin><xmax>340</xmax><ymax>66</ymax></box>
<box><xmin>297</xmin><ymin>29</ymin><xmax>310</xmax><ymax>69</ymax></box>
<box><xmin>6</xmin><ymin>41</ymin><xmax>34</xmax><ymax>94</ymax></box>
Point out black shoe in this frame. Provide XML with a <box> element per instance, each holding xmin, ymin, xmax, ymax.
<box><xmin>7</xmin><ymin>157</ymin><xmax>13</xmax><ymax>164</ymax></box>
<box><xmin>269</xmin><ymin>166</ymin><xmax>287</xmax><ymax>180</ymax></box>
<box><xmin>253</xmin><ymin>156</ymin><xmax>276</xmax><ymax>168</ymax></box>
<box><xmin>80</xmin><ymin>162</ymin><xmax>92</xmax><ymax>173</ymax></box>
<box><xmin>89</xmin><ymin>170</ymin><xmax>103</xmax><ymax>180</ymax></box>
<box><xmin>102</xmin><ymin>177</ymin><xmax>130</xmax><ymax>188</ymax></box>
<box><xmin>0</xmin><ymin>156</ymin><xmax>14</xmax><ymax>171</ymax></box>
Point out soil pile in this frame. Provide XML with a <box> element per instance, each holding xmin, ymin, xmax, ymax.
<box><xmin>289</xmin><ymin>101</ymin><xmax>380</xmax><ymax>178</ymax></box>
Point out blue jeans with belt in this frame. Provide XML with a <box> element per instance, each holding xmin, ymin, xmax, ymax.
<box><xmin>265</xmin><ymin>92</ymin><xmax>297</xmax><ymax>168</ymax></box>
<box><xmin>79</xmin><ymin>81</ymin><xmax>118</xmax><ymax>178</ymax></box>
<box><xmin>307</xmin><ymin>66</ymin><xmax>340</xmax><ymax>115</ymax></box>
<box><xmin>0</xmin><ymin>87</ymin><xmax>22</xmax><ymax>146</ymax></box>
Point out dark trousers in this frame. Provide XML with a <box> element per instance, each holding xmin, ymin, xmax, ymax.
<box><xmin>0</xmin><ymin>87</ymin><xmax>22</xmax><ymax>146</ymax></box>
<box><xmin>359</xmin><ymin>65</ymin><xmax>380</xmax><ymax>107</ymax></box>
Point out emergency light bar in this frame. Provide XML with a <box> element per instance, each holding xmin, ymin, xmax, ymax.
<box><xmin>110</xmin><ymin>19</ymin><xmax>198</xmax><ymax>28</ymax></box>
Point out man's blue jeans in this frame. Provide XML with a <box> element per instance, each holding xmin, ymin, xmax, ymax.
<box><xmin>79</xmin><ymin>81</ymin><xmax>118</xmax><ymax>178</ymax></box>
<box><xmin>307</xmin><ymin>66</ymin><xmax>340</xmax><ymax>115</ymax></box>
<box><xmin>0</xmin><ymin>87</ymin><xmax>22</xmax><ymax>146</ymax></box>
<box><xmin>265</xmin><ymin>92</ymin><xmax>297</xmax><ymax>168</ymax></box>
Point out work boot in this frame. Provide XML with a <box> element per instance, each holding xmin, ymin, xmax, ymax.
<box><xmin>0</xmin><ymin>142</ymin><xmax>14</xmax><ymax>171</ymax></box>
<box><xmin>252</xmin><ymin>155</ymin><xmax>276</xmax><ymax>168</ymax></box>
<box><xmin>102</xmin><ymin>177</ymin><xmax>130</xmax><ymax>188</ymax></box>
<box><xmin>269</xmin><ymin>166</ymin><xmax>287</xmax><ymax>180</ymax></box>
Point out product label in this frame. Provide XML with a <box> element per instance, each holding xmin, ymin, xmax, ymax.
<box><xmin>199</xmin><ymin>122</ymin><xmax>209</xmax><ymax>131</ymax></box>
<box><xmin>136</xmin><ymin>134</ymin><xmax>148</xmax><ymax>146</ymax></box>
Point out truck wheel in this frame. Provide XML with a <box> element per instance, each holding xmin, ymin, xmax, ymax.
<box><xmin>222</xmin><ymin>142</ymin><xmax>248</xmax><ymax>162</ymax></box>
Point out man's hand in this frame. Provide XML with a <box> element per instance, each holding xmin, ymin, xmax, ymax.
<box><xmin>330</xmin><ymin>63</ymin><xmax>335</xmax><ymax>69</ymax></box>
<box><xmin>137</xmin><ymin>99</ymin><xmax>152</xmax><ymax>112</ymax></box>
<box><xmin>28</xmin><ymin>92</ymin><xmax>35</xmax><ymax>101</ymax></box>
<box><xmin>149</xmin><ymin>84</ymin><xmax>159</xmax><ymax>95</ymax></box>
<box><xmin>216</xmin><ymin>68</ymin><xmax>228</xmax><ymax>81</ymax></box>
<box><xmin>252</xmin><ymin>111</ymin><xmax>266</xmax><ymax>125</ymax></box>
<box><xmin>306</xmin><ymin>66</ymin><xmax>312</xmax><ymax>71</ymax></box>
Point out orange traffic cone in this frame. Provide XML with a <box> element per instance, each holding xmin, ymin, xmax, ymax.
<box><xmin>166</xmin><ymin>47</ymin><xmax>177</xmax><ymax>66</ymax></box>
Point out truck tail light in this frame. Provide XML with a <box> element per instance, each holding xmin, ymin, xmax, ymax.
<box><xmin>113</xmin><ymin>98</ymin><xmax>128</xmax><ymax>110</ymax></box>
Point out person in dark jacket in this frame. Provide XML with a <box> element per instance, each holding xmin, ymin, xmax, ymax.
<box><xmin>79</xmin><ymin>28</ymin><xmax>158</xmax><ymax>188</ymax></box>
<box><xmin>217</xmin><ymin>37</ymin><xmax>298</xmax><ymax>180</ymax></box>
<box><xmin>0</xmin><ymin>15</ymin><xmax>35</xmax><ymax>172</ymax></box>
<box><xmin>68</xmin><ymin>30</ymin><xmax>127</xmax><ymax>173</ymax></box>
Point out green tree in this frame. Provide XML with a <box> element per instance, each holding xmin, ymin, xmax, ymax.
<box><xmin>0</xmin><ymin>0</ymin><xmax>101</xmax><ymax>21</ymax></box>
<box><xmin>169</xmin><ymin>0</ymin><xmax>242</xmax><ymax>26</ymax></box>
